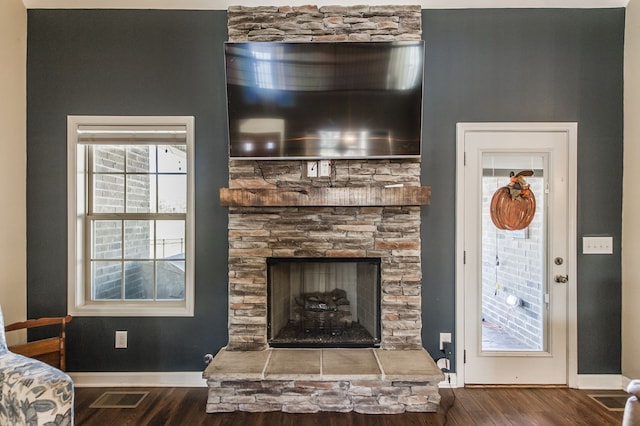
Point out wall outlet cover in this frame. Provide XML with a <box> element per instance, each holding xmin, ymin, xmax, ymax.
<box><xmin>439</xmin><ymin>332</ymin><xmax>452</xmax><ymax>350</ymax></box>
<box><xmin>115</xmin><ymin>330</ymin><xmax>128</xmax><ymax>349</ymax></box>
<box><xmin>319</xmin><ymin>160</ymin><xmax>331</xmax><ymax>177</ymax></box>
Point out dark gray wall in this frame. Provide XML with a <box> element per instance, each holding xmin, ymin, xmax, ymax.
<box><xmin>27</xmin><ymin>8</ymin><xmax>623</xmax><ymax>374</ymax></box>
<box><xmin>420</xmin><ymin>9</ymin><xmax>623</xmax><ymax>374</ymax></box>
<box><xmin>27</xmin><ymin>10</ymin><xmax>230</xmax><ymax>371</ymax></box>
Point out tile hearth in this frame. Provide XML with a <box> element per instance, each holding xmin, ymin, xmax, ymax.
<box><xmin>203</xmin><ymin>348</ymin><xmax>443</xmax><ymax>414</ymax></box>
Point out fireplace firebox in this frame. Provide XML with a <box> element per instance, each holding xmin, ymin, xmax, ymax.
<box><xmin>267</xmin><ymin>258</ymin><xmax>381</xmax><ymax>348</ymax></box>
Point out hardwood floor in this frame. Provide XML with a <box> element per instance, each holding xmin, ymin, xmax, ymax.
<box><xmin>74</xmin><ymin>386</ymin><xmax>625</xmax><ymax>425</ymax></box>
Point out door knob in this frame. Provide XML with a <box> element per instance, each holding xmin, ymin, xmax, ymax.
<box><xmin>554</xmin><ymin>274</ymin><xmax>568</xmax><ymax>283</ymax></box>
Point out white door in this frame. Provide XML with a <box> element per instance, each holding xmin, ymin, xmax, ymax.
<box><xmin>456</xmin><ymin>123</ymin><xmax>577</xmax><ymax>385</ymax></box>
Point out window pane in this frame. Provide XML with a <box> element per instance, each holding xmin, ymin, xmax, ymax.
<box><xmin>158</xmin><ymin>175</ymin><xmax>186</xmax><ymax>213</ymax></box>
<box><xmin>93</xmin><ymin>146</ymin><xmax>125</xmax><ymax>172</ymax></box>
<box><xmin>126</xmin><ymin>145</ymin><xmax>156</xmax><ymax>173</ymax></box>
<box><xmin>481</xmin><ymin>153</ymin><xmax>546</xmax><ymax>352</ymax></box>
<box><xmin>93</xmin><ymin>174</ymin><xmax>124</xmax><ymax>213</ymax></box>
<box><xmin>156</xmin><ymin>220</ymin><xmax>185</xmax><ymax>259</ymax></box>
<box><xmin>92</xmin><ymin>261</ymin><xmax>122</xmax><ymax>300</ymax></box>
<box><xmin>92</xmin><ymin>220</ymin><xmax>122</xmax><ymax>259</ymax></box>
<box><xmin>158</xmin><ymin>145</ymin><xmax>187</xmax><ymax>173</ymax></box>
<box><xmin>72</xmin><ymin>117</ymin><xmax>194</xmax><ymax>316</ymax></box>
<box><xmin>157</xmin><ymin>260</ymin><xmax>185</xmax><ymax>300</ymax></box>
<box><xmin>124</xmin><ymin>261</ymin><xmax>154</xmax><ymax>300</ymax></box>
<box><xmin>124</xmin><ymin>220</ymin><xmax>154</xmax><ymax>259</ymax></box>
<box><xmin>126</xmin><ymin>174</ymin><xmax>157</xmax><ymax>213</ymax></box>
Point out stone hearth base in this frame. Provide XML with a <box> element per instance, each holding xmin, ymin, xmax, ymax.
<box><xmin>203</xmin><ymin>348</ymin><xmax>444</xmax><ymax>414</ymax></box>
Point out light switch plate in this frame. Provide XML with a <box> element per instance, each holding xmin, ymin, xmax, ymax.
<box><xmin>583</xmin><ymin>236</ymin><xmax>613</xmax><ymax>254</ymax></box>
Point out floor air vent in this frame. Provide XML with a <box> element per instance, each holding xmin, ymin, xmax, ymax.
<box><xmin>89</xmin><ymin>391</ymin><xmax>149</xmax><ymax>409</ymax></box>
<box><xmin>588</xmin><ymin>394</ymin><xmax>629</xmax><ymax>411</ymax></box>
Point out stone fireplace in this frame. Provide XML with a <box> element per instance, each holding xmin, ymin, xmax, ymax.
<box><xmin>224</xmin><ymin>160</ymin><xmax>426</xmax><ymax>352</ymax></box>
<box><xmin>203</xmin><ymin>5</ymin><xmax>443</xmax><ymax>415</ymax></box>
<box><xmin>204</xmin><ymin>159</ymin><xmax>441</xmax><ymax>414</ymax></box>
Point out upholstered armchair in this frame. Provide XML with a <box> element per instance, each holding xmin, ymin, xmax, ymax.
<box><xmin>0</xmin><ymin>306</ymin><xmax>74</xmax><ymax>425</ymax></box>
<box><xmin>624</xmin><ymin>380</ymin><xmax>640</xmax><ymax>426</ymax></box>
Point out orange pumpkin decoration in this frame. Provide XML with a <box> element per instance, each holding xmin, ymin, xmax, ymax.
<box><xmin>490</xmin><ymin>170</ymin><xmax>536</xmax><ymax>231</ymax></box>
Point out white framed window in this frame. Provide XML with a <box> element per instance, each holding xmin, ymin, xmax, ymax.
<box><xmin>67</xmin><ymin>116</ymin><xmax>195</xmax><ymax>316</ymax></box>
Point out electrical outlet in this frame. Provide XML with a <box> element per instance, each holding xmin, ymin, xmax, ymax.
<box><xmin>115</xmin><ymin>330</ymin><xmax>128</xmax><ymax>349</ymax></box>
<box><xmin>319</xmin><ymin>160</ymin><xmax>331</xmax><ymax>177</ymax></box>
<box><xmin>443</xmin><ymin>341</ymin><xmax>454</xmax><ymax>358</ymax></box>
<box><xmin>439</xmin><ymin>332</ymin><xmax>452</xmax><ymax>350</ymax></box>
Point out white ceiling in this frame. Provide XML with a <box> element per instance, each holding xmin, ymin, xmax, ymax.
<box><xmin>22</xmin><ymin>0</ymin><xmax>629</xmax><ymax>9</ymax></box>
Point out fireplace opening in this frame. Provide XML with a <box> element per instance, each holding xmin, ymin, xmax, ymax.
<box><xmin>267</xmin><ymin>257</ymin><xmax>381</xmax><ymax>348</ymax></box>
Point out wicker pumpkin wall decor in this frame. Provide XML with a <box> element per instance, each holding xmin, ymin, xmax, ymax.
<box><xmin>490</xmin><ymin>170</ymin><xmax>536</xmax><ymax>231</ymax></box>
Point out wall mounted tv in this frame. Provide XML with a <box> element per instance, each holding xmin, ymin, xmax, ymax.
<box><xmin>224</xmin><ymin>41</ymin><xmax>424</xmax><ymax>160</ymax></box>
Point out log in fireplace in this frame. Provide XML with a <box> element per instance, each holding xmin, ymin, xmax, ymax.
<box><xmin>267</xmin><ymin>257</ymin><xmax>381</xmax><ymax>348</ymax></box>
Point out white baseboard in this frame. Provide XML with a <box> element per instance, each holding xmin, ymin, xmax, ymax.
<box><xmin>69</xmin><ymin>371</ymin><xmax>207</xmax><ymax>388</ymax></box>
<box><xmin>74</xmin><ymin>371</ymin><xmax>620</xmax><ymax>391</ymax></box>
<box><xmin>439</xmin><ymin>372</ymin><xmax>458</xmax><ymax>388</ymax></box>
<box><xmin>440</xmin><ymin>374</ymin><xmax>621</xmax><ymax>389</ymax></box>
<box><xmin>576</xmin><ymin>374</ymin><xmax>624</xmax><ymax>390</ymax></box>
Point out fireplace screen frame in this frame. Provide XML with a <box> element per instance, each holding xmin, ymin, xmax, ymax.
<box><xmin>267</xmin><ymin>257</ymin><xmax>382</xmax><ymax>349</ymax></box>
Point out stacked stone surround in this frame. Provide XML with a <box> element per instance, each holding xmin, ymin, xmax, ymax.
<box><xmin>207</xmin><ymin>379</ymin><xmax>440</xmax><ymax>414</ymax></box>
<box><xmin>227</xmin><ymin>5</ymin><xmax>422</xmax><ymax>42</ymax></box>
<box><xmin>227</xmin><ymin>160</ymin><xmax>423</xmax><ymax>351</ymax></box>
<box><xmin>212</xmin><ymin>6</ymin><xmax>437</xmax><ymax>415</ymax></box>
<box><xmin>225</xmin><ymin>5</ymin><xmax>424</xmax><ymax>353</ymax></box>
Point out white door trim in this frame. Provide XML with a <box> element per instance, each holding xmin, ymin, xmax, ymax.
<box><xmin>455</xmin><ymin>122</ymin><xmax>578</xmax><ymax>387</ymax></box>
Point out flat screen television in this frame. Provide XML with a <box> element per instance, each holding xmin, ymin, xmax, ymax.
<box><xmin>224</xmin><ymin>41</ymin><xmax>424</xmax><ymax>160</ymax></box>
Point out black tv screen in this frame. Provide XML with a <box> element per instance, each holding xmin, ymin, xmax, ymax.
<box><xmin>224</xmin><ymin>41</ymin><xmax>424</xmax><ymax>160</ymax></box>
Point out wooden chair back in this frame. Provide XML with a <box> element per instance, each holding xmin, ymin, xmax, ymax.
<box><xmin>4</xmin><ymin>315</ymin><xmax>72</xmax><ymax>371</ymax></box>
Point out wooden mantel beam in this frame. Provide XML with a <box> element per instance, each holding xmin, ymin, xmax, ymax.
<box><xmin>219</xmin><ymin>186</ymin><xmax>431</xmax><ymax>207</ymax></box>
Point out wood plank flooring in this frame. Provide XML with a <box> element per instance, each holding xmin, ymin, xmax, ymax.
<box><xmin>74</xmin><ymin>386</ymin><xmax>625</xmax><ymax>425</ymax></box>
